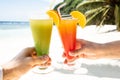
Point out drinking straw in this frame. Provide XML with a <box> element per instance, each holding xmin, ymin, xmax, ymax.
<box><xmin>57</xmin><ymin>2</ymin><xmax>67</xmax><ymax>18</ymax></box>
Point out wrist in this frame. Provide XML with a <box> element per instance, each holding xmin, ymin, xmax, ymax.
<box><xmin>2</xmin><ymin>64</ymin><xmax>15</xmax><ymax>80</ymax></box>
<box><xmin>93</xmin><ymin>43</ymin><xmax>109</xmax><ymax>58</ymax></box>
<box><xmin>99</xmin><ymin>43</ymin><xmax>117</xmax><ymax>59</ymax></box>
<box><xmin>2</xmin><ymin>62</ymin><xmax>23</xmax><ymax>80</ymax></box>
<box><xmin>102</xmin><ymin>42</ymin><xmax>120</xmax><ymax>59</ymax></box>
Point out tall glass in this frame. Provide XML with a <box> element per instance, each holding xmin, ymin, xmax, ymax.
<box><xmin>30</xmin><ymin>18</ymin><xmax>53</xmax><ymax>73</ymax></box>
<box><xmin>57</xmin><ymin>18</ymin><xmax>78</xmax><ymax>70</ymax></box>
<box><xmin>56</xmin><ymin>17</ymin><xmax>88</xmax><ymax>73</ymax></box>
<box><xmin>58</xmin><ymin>18</ymin><xmax>77</xmax><ymax>59</ymax></box>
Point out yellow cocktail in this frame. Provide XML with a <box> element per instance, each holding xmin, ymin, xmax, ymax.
<box><xmin>30</xmin><ymin>18</ymin><xmax>53</xmax><ymax>73</ymax></box>
<box><xmin>30</xmin><ymin>19</ymin><xmax>53</xmax><ymax>56</ymax></box>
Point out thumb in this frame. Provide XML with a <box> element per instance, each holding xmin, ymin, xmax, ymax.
<box><xmin>75</xmin><ymin>40</ymin><xmax>82</xmax><ymax>50</ymax></box>
<box><xmin>69</xmin><ymin>49</ymin><xmax>81</xmax><ymax>56</ymax></box>
<box><xmin>69</xmin><ymin>40</ymin><xmax>84</xmax><ymax>56</ymax></box>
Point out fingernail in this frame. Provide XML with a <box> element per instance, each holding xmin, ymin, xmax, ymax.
<box><xmin>64</xmin><ymin>59</ymin><xmax>67</xmax><ymax>64</ymax></box>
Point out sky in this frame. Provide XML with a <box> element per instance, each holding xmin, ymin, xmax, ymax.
<box><xmin>0</xmin><ymin>0</ymin><xmax>63</xmax><ymax>21</ymax></box>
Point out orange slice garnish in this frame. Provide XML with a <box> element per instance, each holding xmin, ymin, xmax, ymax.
<box><xmin>70</xmin><ymin>11</ymin><xmax>86</xmax><ymax>28</ymax></box>
<box><xmin>46</xmin><ymin>10</ymin><xmax>60</xmax><ymax>26</ymax></box>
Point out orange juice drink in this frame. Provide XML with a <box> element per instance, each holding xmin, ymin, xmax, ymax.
<box><xmin>30</xmin><ymin>19</ymin><xmax>53</xmax><ymax>56</ymax></box>
<box><xmin>58</xmin><ymin>18</ymin><xmax>77</xmax><ymax>59</ymax></box>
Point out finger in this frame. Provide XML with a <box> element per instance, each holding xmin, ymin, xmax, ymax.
<box><xmin>75</xmin><ymin>40</ymin><xmax>82</xmax><ymax>49</ymax></box>
<box><xmin>73</xmin><ymin>52</ymin><xmax>98</xmax><ymax>59</ymax></box>
<box><xmin>43</xmin><ymin>61</ymin><xmax>51</xmax><ymax>67</ymax></box>
<box><xmin>64</xmin><ymin>59</ymin><xmax>68</xmax><ymax>64</ymax></box>
<box><xmin>64</xmin><ymin>58</ymin><xmax>77</xmax><ymax>65</ymax></box>
<box><xmin>66</xmin><ymin>54</ymin><xmax>84</xmax><ymax>63</ymax></box>
<box><xmin>31</xmin><ymin>51</ymin><xmax>37</xmax><ymax>59</ymax></box>
<box><xmin>66</xmin><ymin>57</ymin><xmax>76</xmax><ymax>63</ymax></box>
<box><xmin>62</xmin><ymin>52</ymin><xmax>66</xmax><ymax>58</ymax></box>
<box><xmin>39</xmin><ymin>55</ymin><xmax>50</xmax><ymax>63</ymax></box>
<box><xmin>32</xmin><ymin>55</ymin><xmax>50</xmax><ymax>65</ymax></box>
<box><xmin>38</xmin><ymin>62</ymin><xmax>51</xmax><ymax>67</ymax></box>
<box><xmin>35</xmin><ymin>58</ymin><xmax>51</xmax><ymax>67</ymax></box>
<box><xmin>70</xmin><ymin>39</ymin><xmax>87</xmax><ymax>56</ymax></box>
<box><xmin>76</xmin><ymin>54</ymin><xmax>84</xmax><ymax>59</ymax></box>
<box><xmin>21</xmin><ymin>47</ymin><xmax>36</xmax><ymax>57</ymax></box>
<box><xmin>82</xmin><ymin>54</ymin><xmax>98</xmax><ymax>59</ymax></box>
<box><xmin>69</xmin><ymin>49</ymin><xmax>81</xmax><ymax>56</ymax></box>
<box><xmin>46</xmin><ymin>57</ymin><xmax>52</xmax><ymax>63</ymax></box>
<box><xmin>64</xmin><ymin>57</ymin><xmax>76</xmax><ymax>64</ymax></box>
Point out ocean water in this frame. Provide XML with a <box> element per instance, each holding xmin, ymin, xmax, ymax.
<box><xmin>0</xmin><ymin>21</ymin><xmax>34</xmax><ymax>49</ymax></box>
<box><xmin>0</xmin><ymin>21</ymin><xmax>31</xmax><ymax>39</ymax></box>
<box><xmin>0</xmin><ymin>21</ymin><xmax>29</xmax><ymax>29</ymax></box>
<box><xmin>0</xmin><ymin>21</ymin><xmax>35</xmax><ymax>63</ymax></box>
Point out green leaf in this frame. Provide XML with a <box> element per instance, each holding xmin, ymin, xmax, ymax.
<box><xmin>76</xmin><ymin>0</ymin><xmax>105</xmax><ymax>9</ymax></box>
<box><xmin>76</xmin><ymin>0</ymin><xmax>106</xmax><ymax>14</ymax></box>
<box><xmin>99</xmin><ymin>8</ymin><xmax>110</xmax><ymax>26</ymax></box>
<box><xmin>115</xmin><ymin>5</ymin><xmax>120</xmax><ymax>31</ymax></box>
<box><xmin>85</xmin><ymin>6</ymin><xmax>104</xmax><ymax>17</ymax></box>
<box><xmin>86</xmin><ymin>6</ymin><xmax>107</xmax><ymax>24</ymax></box>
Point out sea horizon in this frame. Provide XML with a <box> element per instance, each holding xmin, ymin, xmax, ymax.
<box><xmin>0</xmin><ymin>20</ymin><xmax>29</xmax><ymax>24</ymax></box>
<box><xmin>0</xmin><ymin>21</ymin><xmax>29</xmax><ymax>30</ymax></box>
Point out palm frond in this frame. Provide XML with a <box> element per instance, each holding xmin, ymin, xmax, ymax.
<box><xmin>76</xmin><ymin>0</ymin><xmax>106</xmax><ymax>14</ymax></box>
<box><xmin>98</xmin><ymin>5</ymin><xmax>111</xmax><ymax>26</ymax></box>
<box><xmin>85</xmin><ymin>6</ymin><xmax>106</xmax><ymax>17</ymax></box>
<box><xmin>86</xmin><ymin>6</ymin><xmax>108</xmax><ymax>24</ymax></box>
<box><xmin>76</xmin><ymin>0</ymin><xmax>105</xmax><ymax>8</ymax></box>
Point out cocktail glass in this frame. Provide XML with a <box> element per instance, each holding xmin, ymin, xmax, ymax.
<box><xmin>58</xmin><ymin>18</ymin><xmax>77</xmax><ymax>59</ymax></box>
<box><xmin>56</xmin><ymin>17</ymin><xmax>79</xmax><ymax>70</ymax></box>
<box><xmin>30</xmin><ymin>18</ymin><xmax>53</xmax><ymax>74</ymax></box>
<box><xmin>56</xmin><ymin>16</ymin><xmax>88</xmax><ymax>73</ymax></box>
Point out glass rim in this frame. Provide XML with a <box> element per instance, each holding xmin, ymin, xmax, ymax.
<box><xmin>61</xmin><ymin>14</ymin><xmax>78</xmax><ymax>20</ymax></box>
<box><xmin>61</xmin><ymin>17</ymin><xmax>78</xmax><ymax>20</ymax></box>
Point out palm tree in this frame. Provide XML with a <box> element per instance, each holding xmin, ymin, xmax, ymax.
<box><xmin>76</xmin><ymin>0</ymin><xmax>120</xmax><ymax>31</ymax></box>
<box><xmin>54</xmin><ymin>0</ymin><xmax>120</xmax><ymax>31</ymax></box>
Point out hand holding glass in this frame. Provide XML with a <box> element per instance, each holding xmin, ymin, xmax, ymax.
<box><xmin>30</xmin><ymin>18</ymin><xmax>53</xmax><ymax>73</ymax></box>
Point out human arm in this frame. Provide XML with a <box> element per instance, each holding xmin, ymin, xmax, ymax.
<box><xmin>1</xmin><ymin>47</ymin><xmax>51</xmax><ymax>80</ymax></box>
<box><xmin>65</xmin><ymin>39</ymin><xmax>120</xmax><ymax>63</ymax></box>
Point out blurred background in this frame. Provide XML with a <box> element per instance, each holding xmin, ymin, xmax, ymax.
<box><xmin>0</xmin><ymin>0</ymin><xmax>120</xmax><ymax>80</ymax></box>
